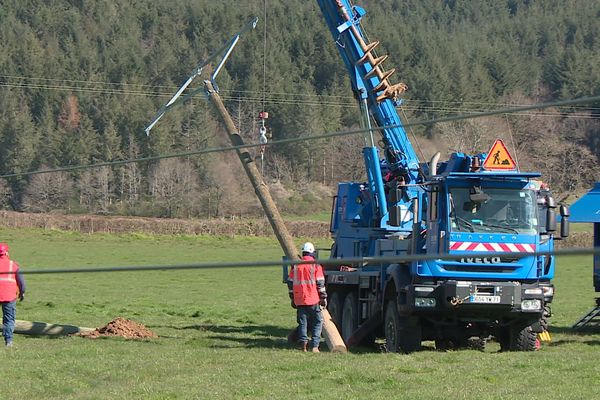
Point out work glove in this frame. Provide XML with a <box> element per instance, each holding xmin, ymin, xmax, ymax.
<box><xmin>319</xmin><ymin>298</ymin><xmax>327</xmax><ymax>308</ymax></box>
<box><xmin>19</xmin><ymin>293</ymin><xmax>24</xmax><ymax>302</ymax></box>
<box><xmin>291</xmin><ymin>300</ymin><xmax>297</xmax><ymax>309</ymax></box>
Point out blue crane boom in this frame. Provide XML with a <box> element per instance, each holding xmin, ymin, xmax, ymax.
<box><xmin>317</xmin><ymin>0</ymin><xmax>422</xmax><ymax>229</ymax></box>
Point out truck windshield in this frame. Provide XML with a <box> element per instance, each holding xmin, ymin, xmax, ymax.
<box><xmin>449</xmin><ymin>187</ymin><xmax>538</xmax><ymax>234</ymax></box>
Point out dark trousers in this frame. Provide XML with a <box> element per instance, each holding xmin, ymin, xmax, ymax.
<box><xmin>296</xmin><ymin>304</ymin><xmax>323</xmax><ymax>349</ymax></box>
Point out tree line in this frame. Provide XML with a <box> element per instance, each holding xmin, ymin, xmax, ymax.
<box><xmin>0</xmin><ymin>0</ymin><xmax>598</xmax><ymax>218</ymax></box>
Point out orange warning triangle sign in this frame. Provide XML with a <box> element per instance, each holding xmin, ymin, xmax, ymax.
<box><xmin>482</xmin><ymin>139</ymin><xmax>517</xmax><ymax>170</ymax></box>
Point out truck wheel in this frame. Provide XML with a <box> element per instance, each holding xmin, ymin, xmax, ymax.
<box><xmin>514</xmin><ymin>325</ymin><xmax>538</xmax><ymax>351</ymax></box>
<box><xmin>540</xmin><ymin>305</ymin><xmax>550</xmax><ymax>331</ymax></box>
<box><xmin>500</xmin><ymin>324</ymin><xmax>538</xmax><ymax>351</ymax></box>
<box><xmin>327</xmin><ymin>291</ymin><xmax>343</xmax><ymax>329</ymax></box>
<box><xmin>341</xmin><ymin>292</ymin><xmax>358</xmax><ymax>343</ymax></box>
<box><xmin>384</xmin><ymin>301</ymin><xmax>421</xmax><ymax>353</ymax></box>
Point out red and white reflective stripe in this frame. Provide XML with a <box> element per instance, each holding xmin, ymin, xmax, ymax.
<box><xmin>0</xmin><ymin>260</ymin><xmax>15</xmax><ymax>282</ymax></box>
<box><xmin>449</xmin><ymin>242</ymin><xmax>536</xmax><ymax>253</ymax></box>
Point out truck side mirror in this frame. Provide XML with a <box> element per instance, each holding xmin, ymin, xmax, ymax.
<box><xmin>559</xmin><ymin>204</ymin><xmax>570</xmax><ymax>238</ymax></box>
<box><xmin>546</xmin><ymin>196</ymin><xmax>557</xmax><ymax>232</ymax></box>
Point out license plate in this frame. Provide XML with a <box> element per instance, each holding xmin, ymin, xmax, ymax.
<box><xmin>470</xmin><ymin>295</ymin><xmax>501</xmax><ymax>304</ymax></box>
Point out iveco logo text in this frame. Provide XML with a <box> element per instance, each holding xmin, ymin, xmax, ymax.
<box><xmin>460</xmin><ymin>257</ymin><xmax>502</xmax><ymax>264</ymax></box>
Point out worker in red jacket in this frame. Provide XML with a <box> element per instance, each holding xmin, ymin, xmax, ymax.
<box><xmin>0</xmin><ymin>243</ymin><xmax>26</xmax><ymax>348</ymax></box>
<box><xmin>288</xmin><ymin>242</ymin><xmax>327</xmax><ymax>352</ymax></box>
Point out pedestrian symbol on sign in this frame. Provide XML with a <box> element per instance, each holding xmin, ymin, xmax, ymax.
<box><xmin>483</xmin><ymin>139</ymin><xmax>517</xmax><ymax>171</ymax></box>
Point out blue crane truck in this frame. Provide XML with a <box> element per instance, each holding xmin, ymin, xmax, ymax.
<box><xmin>315</xmin><ymin>0</ymin><xmax>569</xmax><ymax>352</ymax></box>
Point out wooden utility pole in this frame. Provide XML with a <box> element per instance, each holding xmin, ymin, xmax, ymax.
<box><xmin>10</xmin><ymin>320</ymin><xmax>95</xmax><ymax>336</ymax></box>
<box><xmin>205</xmin><ymin>81</ymin><xmax>346</xmax><ymax>353</ymax></box>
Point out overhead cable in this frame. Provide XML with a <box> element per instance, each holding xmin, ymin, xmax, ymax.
<box><xmin>17</xmin><ymin>246</ymin><xmax>600</xmax><ymax>275</ymax></box>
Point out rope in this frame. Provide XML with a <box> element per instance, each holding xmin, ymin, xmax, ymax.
<box><xmin>262</xmin><ymin>0</ymin><xmax>267</xmax><ymax>112</ymax></box>
<box><xmin>400</xmin><ymin>105</ymin><xmax>428</xmax><ymax>162</ymax></box>
<box><xmin>505</xmin><ymin>114</ymin><xmax>520</xmax><ymax>170</ymax></box>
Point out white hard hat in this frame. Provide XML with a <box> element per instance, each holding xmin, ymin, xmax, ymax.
<box><xmin>302</xmin><ymin>242</ymin><xmax>315</xmax><ymax>253</ymax></box>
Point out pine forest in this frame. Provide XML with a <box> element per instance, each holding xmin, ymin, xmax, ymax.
<box><xmin>0</xmin><ymin>0</ymin><xmax>599</xmax><ymax>218</ymax></box>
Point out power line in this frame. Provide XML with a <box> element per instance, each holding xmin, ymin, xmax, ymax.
<box><xmin>2</xmin><ymin>72</ymin><xmax>599</xmax><ymax>109</ymax></box>
<box><xmin>17</xmin><ymin>246</ymin><xmax>600</xmax><ymax>275</ymax></box>
<box><xmin>2</xmin><ymin>74</ymin><xmax>599</xmax><ymax>117</ymax></box>
<box><xmin>1</xmin><ymin>94</ymin><xmax>599</xmax><ymax>180</ymax></box>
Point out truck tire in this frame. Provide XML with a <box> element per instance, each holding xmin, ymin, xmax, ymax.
<box><xmin>500</xmin><ymin>324</ymin><xmax>538</xmax><ymax>352</ymax></box>
<box><xmin>327</xmin><ymin>291</ymin><xmax>343</xmax><ymax>330</ymax></box>
<box><xmin>514</xmin><ymin>325</ymin><xmax>538</xmax><ymax>351</ymax></box>
<box><xmin>341</xmin><ymin>292</ymin><xmax>358</xmax><ymax>343</ymax></box>
<box><xmin>540</xmin><ymin>306</ymin><xmax>550</xmax><ymax>331</ymax></box>
<box><xmin>384</xmin><ymin>301</ymin><xmax>421</xmax><ymax>354</ymax></box>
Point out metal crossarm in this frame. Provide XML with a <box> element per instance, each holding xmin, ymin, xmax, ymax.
<box><xmin>144</xmin><ymin>17</ymin><xmax>258</xmax><ymax>135</ymax></box>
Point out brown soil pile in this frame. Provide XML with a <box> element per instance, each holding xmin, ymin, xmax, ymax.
<box><xmin>77</xmin><ymin>317</ymin><xmax>157</xmax><ymax>339</ymax></box>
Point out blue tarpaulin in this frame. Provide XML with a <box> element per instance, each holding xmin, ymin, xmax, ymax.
<box><xmin>570</xmin><ymin>183</ymin><xmax>600</xmax><ymax>223</ymax></box>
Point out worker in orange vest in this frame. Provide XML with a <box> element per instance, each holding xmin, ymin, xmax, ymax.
<box><xmin>0</xmin><ymin>243</ymin><xmax>26</xmax><ymax>348</ymax></box>
<box><xmin>288</xmin><ymin>242</ymin><xmax>327</xmax><ymax>352</ymax></box>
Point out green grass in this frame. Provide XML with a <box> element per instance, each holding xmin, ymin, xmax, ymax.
<box><xmin>284</xmin><ymin>211</ymin><xmax>332</xmax><ymax>222</ymax></box>
<box><xmin>570</xmin><ymin>222</ymin><xmax>593</xmax><ymax>233</ymax></box>
<box><xmin>0</xmin><ymin>228</ymin><xmax>599</xmax><ymax>399</ymax></box>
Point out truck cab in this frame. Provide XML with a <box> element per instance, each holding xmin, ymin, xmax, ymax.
<box><xmin>325</xmin><ymin>168</ymin><xmax>566</xmax><ymax>352</ymax></box>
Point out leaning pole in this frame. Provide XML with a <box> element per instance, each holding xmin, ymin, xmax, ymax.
<box><xmin>204</xmin><ymin>80</ymin><xmax>346</xmax><ymax>353</ymax></box>
<box><xmin>1</xmin><ymin>320</ymin><xmax>95</xmax><ymax>336</ymax></box>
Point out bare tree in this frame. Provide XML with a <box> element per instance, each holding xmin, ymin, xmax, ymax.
<box><xmin>76</xmin><ymin>167</ymin><xmax>112</xmax><ymax>213</ymax></box>
<box><xmin>327</xmin><ymin>133</ymin><xmax>366</xmax><ymax>183</ymax></box>
<box><xmin>437</xmin><ymin>119</ymin><xmax>492</xmax><ymax>155</ymax></box>
<box><xmin>266</xmin><ymin>153</ymin><xmax>295</xmax><ymax>184</ymax></box>
<box><xmin>202</xmin><ymin>153</ymin><xmax>260</xmax><ymax>217</ymax></box>
<box><xmin>0</xmin><ymin>179</ymin><xmax>12</xmax><ymax>209</ymax></box>
<box><xmin>149</xmin><ymin>158</ymin><xmax>199</xmax><ymax>218</ymax></box>
<box><xmin>117</xmin><ymin>135</ymin><xmax>142</xmax><ymax>211</ymax></box>
<box><xmin>22</xmin><ymin>170</ymin><xmax>73</xmax><ymax>212</ymax></box>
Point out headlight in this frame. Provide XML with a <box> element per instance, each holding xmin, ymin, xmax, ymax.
<box><xmin>415</xmin><ymin>297</ymin><xmax>436</xmax><ymax>307</ymax></box>
<box><xmin>524</xmin><ymin>288</ymin><xmax>542</xmax><ymax>295</ymax></box>
<box><xmin>414</xmin><ymin>286</ymin><xmax>434</xmax><ymax>294</ymax></box>
<box><xmin>542</xmin><ymin>286</ymin><xmax>554</xmax><ymax>297</ymax></box>
<box><xmin>521</xmin><ymin>299</ymin><xmax>542</xmax><ymax>311</ymax></box>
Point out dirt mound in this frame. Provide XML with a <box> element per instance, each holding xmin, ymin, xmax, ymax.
<box><xmin>77</xmin><ymin>317</ymin><xmax>157</xmax><ymax>339</ymax></box>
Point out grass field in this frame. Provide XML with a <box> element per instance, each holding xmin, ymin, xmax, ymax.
<box><xmin>0</xmin><ymin>228</ymin><xmax>599</xmax><ymax>399</ymax></box>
